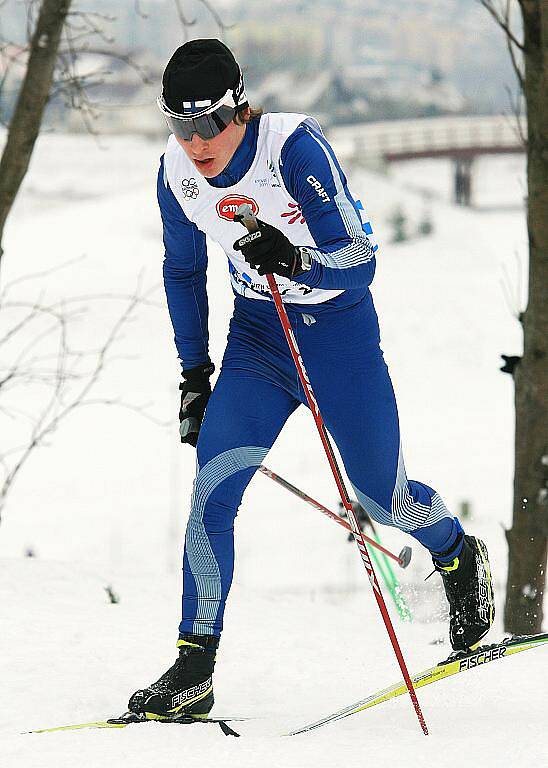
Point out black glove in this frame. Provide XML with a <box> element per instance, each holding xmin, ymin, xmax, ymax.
<box><xmin>179</xmin><ymin>361</ymin><xmax>215</xmax><ymax>446</ymax></box>
<box><xmin>233</xmin><ymin>220</ymin><xmax>307</xmax><ymax>278</ymax></box>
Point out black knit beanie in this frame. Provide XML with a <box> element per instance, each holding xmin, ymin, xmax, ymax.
<box><xmin>162</xmin><ymin>39</ymin><xmax>247</xmax><ymax>114</ymax></box>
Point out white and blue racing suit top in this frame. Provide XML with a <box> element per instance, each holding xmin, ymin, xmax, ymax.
<box><xmin>159</xmin><ymin>112</ymin><xmax>378</xmax><ymax>369</ymax></box>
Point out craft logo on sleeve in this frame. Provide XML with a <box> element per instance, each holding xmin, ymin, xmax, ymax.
<box><xmin>306</xmin><ymin>175</ymin><xmax>331</xmax><ymax>203</ymax></box>
<box><xmin>181</xmin><ymin>178</ymin><xmax>199</xmax><ymax>199</ymax></box>
<box><xmin>216</xmin><ymin>195</ymin><xmax>259</xmax><ymax>221</ymax></box>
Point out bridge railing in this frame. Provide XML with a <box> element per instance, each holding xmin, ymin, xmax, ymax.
<box><xmin>329</xmin><ymin>115</ymin><xmax>524</xmax><ymax>163</ymax></box>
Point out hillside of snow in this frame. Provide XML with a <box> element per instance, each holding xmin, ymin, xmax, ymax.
<box><xmin>1</xmin><ymin>131</ymin><xmax>546</xmax><ymax>767</ymax></box>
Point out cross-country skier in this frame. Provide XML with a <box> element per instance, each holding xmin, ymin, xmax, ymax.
<box><xmin>128</xmin><ymin>39</ymin><xmax>495</xmax><ymax>720</ymax></box>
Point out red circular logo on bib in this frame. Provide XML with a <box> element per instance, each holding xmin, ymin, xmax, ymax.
<box><xmin>216</xmin><ymin>195</ymin><xmax>259</xmax><ymax>222</ymax></box>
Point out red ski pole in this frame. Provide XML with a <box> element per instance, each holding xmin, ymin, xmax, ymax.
<box><xmin>258</xmin><ymin>464</ymin><xmax>412</xmax><ymax>568</ymax></box>
<box><xmin>235</xmin><ymin>204</ymin><xmax>429</xmax><ymax>736</ymax></box>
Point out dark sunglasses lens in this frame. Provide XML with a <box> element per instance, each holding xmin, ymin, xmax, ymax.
<box><xmin>165</xmin><ymin>106</ymin><xmax>236</xmax><ymax>141</ymax></box>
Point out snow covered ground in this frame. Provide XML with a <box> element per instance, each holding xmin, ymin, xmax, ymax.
<box><xmin>1</xmin><ymin>131</ymin><xmax>546</xmax><ymax>767</ymax></box>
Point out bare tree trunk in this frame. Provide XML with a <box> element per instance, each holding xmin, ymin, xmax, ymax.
<box><xmin>504</xmin><ymin>0</ymin><xmax>548</xmax><ymax>634</ymax></box>
<box><xmin>0</xmin><ymin>0</ymin><xmax>72</xmax><ymax>265</ymax></box>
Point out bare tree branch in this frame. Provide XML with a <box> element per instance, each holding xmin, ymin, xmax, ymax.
<box><xmin>0</xmin><ymin>44</ymin><xmax>31</xmax><ymax>125</ymax></box>
<box><xmin>64</xmin><ymin>46</ymin><xmax>153</xmax><ymax>86</ymax></box>
<box><xmin>173</xmin><ymin>0</ymin><xmax>197</xmax><ymax>29</ymax></box>
<box><xmin>0</xmin><ymin>255</ymin><xmax>84</xmax><ymax>297</ymax></box>
<box><xmin>479</xmin><ymin>1</ymin><xmax>526</xmax><ymax>143</ymax></box>
<box><xmin>480</xmin><ymin>0</ymin><xmax>525</xmax><ymax>50</ymax></box>
<box><xmin>500</xmin><ymin>255</ymin><xmax>525</xmax><ymax>320</ymax></box>
<box><xmin>65</xmin><ymin>10</ymin><xmax>116</xmax><ymax>43</ymax></box>
<box><xmin>503</xmin><ymin>0</ymin><xmax>525</xmax><ymax>89</ymax></box>
<box><xmin>503</xmin><ymin>84</ymin><xmax>526</xmax><ymax>144</ymax></box>
<box><xmin>196</xmin><ymin>0</ymin><xmax>235</xmax><ymax>32</ymax></box>
<box><xmin>55</xmin><ymin>22</ymin><xmax>101</xmax><ymax>132</ymax></box>
<box><xmin>0</xmin><ymin>267</ymin><xmax>163</xmax><ymax>518</ymax></box>
<box><xmin>134</xmin><ymin>0</ymin><xmax>148</xmax><ymax>20</ymax></box>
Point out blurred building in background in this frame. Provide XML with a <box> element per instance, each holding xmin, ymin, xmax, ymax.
<box><xmin>0</xmin><ymin>0</ymin><xmax>519</xmax><ymax>134</ymax></box>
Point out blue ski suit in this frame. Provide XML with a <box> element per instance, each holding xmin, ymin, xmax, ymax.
<box><xmin>159</xmin><ymin>115</ymin><xmax>463</xmax><ymax>638</ymax></box>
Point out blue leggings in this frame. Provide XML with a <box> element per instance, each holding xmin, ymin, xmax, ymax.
<box><xmin>180</xmin><ymin>292</ymin><xmax>461</xmax><ymax>637</ymax></box>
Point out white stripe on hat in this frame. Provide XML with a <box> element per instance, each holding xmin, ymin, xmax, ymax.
<box><xmin>182</xmin><ymin>99</ymin><xmax>213</xmax><ymax>110</ymax></box>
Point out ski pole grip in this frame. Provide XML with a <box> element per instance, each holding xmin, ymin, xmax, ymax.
<box><xmin>234</xmin><ymin>203</ymin><xmax>259</xmax><ymax>233</ymax></box>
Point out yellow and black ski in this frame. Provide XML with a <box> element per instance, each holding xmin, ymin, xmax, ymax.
<box><xmin>287</xmin><ymin>633</ymin><xmax>548</xmax><ymax>736</ymax></box>
<box><xmin>26</xmin><ymin>711</ymin><xmax>245</xmax><ymax>737</ymax></box>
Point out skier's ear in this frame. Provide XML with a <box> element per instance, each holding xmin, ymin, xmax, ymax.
<box><xmin>235</xmin><ymin>107</ymin><xmax>251</xmax><ymax>125</ymax></box>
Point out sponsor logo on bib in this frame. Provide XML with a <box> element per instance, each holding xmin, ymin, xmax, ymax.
<box><xmin>217</xmin><ymin>195</ymin><xmax>259</xmax><ymax>221</ymax></box>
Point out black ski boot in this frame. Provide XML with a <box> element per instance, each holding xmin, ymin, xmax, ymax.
<box><xmin>433</xmin><ymin>535</ymin><xmax>495</xmax><ymax>652</ymax></box>
<box><xmin>128</xmin><ymin>635</ymin><xmax>219</xmax><ymax>720</ymax></box>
